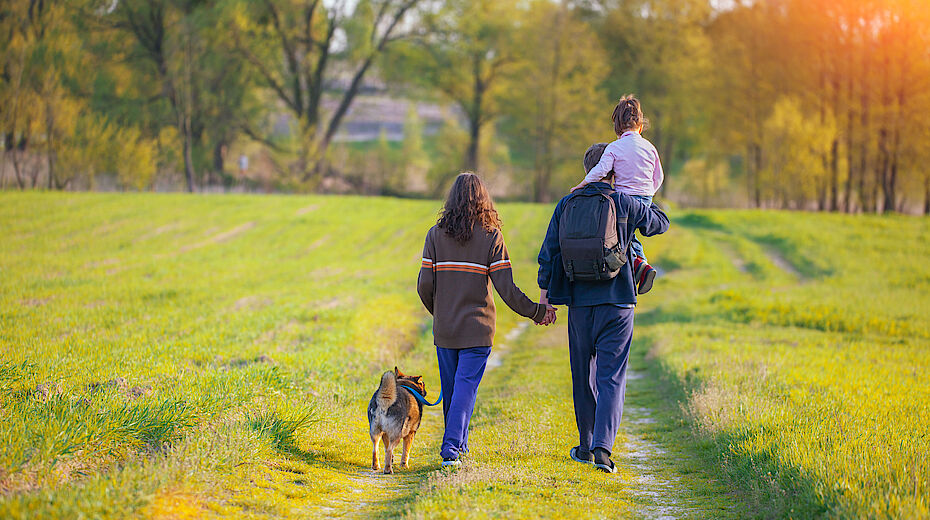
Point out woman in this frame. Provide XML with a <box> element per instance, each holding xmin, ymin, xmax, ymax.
<box><xmin>417</xmin><ymin>172</ymin><xmax>556</xmax><ymax>467</ymax></box>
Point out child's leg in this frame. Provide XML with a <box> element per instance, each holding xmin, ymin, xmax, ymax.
<box><xmin>627</xmin><ymin>195</ymin><xmax>653</xmax><ymax>262</ymax></box>
<box><xmin>629</xmin><ymin>235</ymin><xmax>646</xmax><ymax>263</ymax></box>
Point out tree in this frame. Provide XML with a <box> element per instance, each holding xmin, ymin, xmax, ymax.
<box><xmin>426</xmin><ymin>114</ymin><xmax>468</xmax><ymax>195</ymax></box>
<box><xmin>385</xmin><ymin>0</ymin><xmax>523</xmax><ymax>174</ymax></box>
<box><xmin>0</xmin><ymin>0</ymin><xmax>158</xmax><ymax>190</ymax></box>
<box><xmin>93</xmin><ymin>0</ymin><xmax>263</xmax><ymax>192</ymax></box>
<box><xmin>760</xmin><ymin>97</ymin><xmax>836</xmax><ymax>209</ymax></box>
<box><xmin>502</xmin><ymin>1</ymin><xmax>608</xmax><ymax>202</ymax></box>
<box><xmin>708</xmin><ymin>1</ymin><xmax>779</xmax><ymax>207</ymax></box>
<box><xmin>593</xmin><ymin>0</ymin><xmax>713</xmax><ymax>197</ymax></box>
<box><xmin>227</xmin><ymin>0</ymin><xmax>424</xmax><ymax>186</ymax></box>
<box><xmin>399</xmin><ymin>105</ymin><xmax>429</xmax><ymax>192</ymax></box>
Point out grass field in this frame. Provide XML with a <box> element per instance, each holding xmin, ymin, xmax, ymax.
<box><xmin>1</xmin><ymin>192</ymin><xmax>928</xmax><ymax>519</ymax></box>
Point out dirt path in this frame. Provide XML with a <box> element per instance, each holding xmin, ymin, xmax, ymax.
<box><xmin>621</xmin><ymin>371</ymin><xmax>694</xmax><ymax>519</ymax></box>
<box><xmin>763</xmin><ymin>246</ymin><xmax>802</xmax><ymax>279</ymax></box>
<box><xmin>332</xmin><ymin>321</ymin><xmax>717</xmax><ymax>519</ymax></box>
<box><xmin>490</xmin><ymin>325</ymin><xmax>704</xmax><ymax>519</ymax></box>
<box><xmin>343</xmin><ymin>322</ymin><xmax>533</xmax><ymax>518</ymax></box>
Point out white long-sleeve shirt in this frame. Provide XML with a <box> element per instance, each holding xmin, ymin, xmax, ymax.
<box><xmin>581</xmin><ymin>131</ymin><xmax>664</xmax><ymax>196</ymax></box>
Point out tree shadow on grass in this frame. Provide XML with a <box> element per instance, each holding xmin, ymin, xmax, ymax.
<box><xmin>628</xmin><ymin>328</ymin><xmax>838</xmax><ymax>519</ymax></box>
<box><xmin>675</xmin><ymin>212</ymin><xmax>728</xmax><ymax>232</ymax></box>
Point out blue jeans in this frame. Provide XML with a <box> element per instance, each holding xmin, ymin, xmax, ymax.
<box><xmin>628</xmin><ymin>194</ymin><xmax>652</xmax><ymax>262</ymax></box>
<box><xmin>567</xmin><ymin>305</ymin><xmax>633</xmax><ymax>453</ymax></box>
<box><xmin>436</xmin><ymin>346</ymin><xmax>491</xmax><ymax>459</ymax></box>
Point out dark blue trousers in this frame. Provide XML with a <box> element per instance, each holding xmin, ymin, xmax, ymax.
<box><xmin>567</xmin><ymin>305</ymin><xmax>634</xmax><ymax>453</ymax></box>
<box><xmin>436</xmin><ymin>346</ymin><xmax>492</xmax><ymax>459</ymax></box>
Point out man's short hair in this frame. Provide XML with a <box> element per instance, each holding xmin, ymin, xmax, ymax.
<box><xmin>583</xmin><ymin>143</ymin><xmax>608</xmax><ymax>173</ymax></box>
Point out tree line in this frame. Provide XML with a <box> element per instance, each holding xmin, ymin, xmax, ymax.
<box><xmin>2</xmin><ymin>0</ymin><xmax>929</xmax><ymax>212</ymax></box>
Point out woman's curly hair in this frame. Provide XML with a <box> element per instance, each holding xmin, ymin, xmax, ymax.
<box><xmin>437</xmin><ymin>172</ymin><xmax>502</xmax><ymax>244</ymax></box>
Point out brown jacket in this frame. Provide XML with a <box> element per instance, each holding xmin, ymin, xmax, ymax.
<box><xmin>417</xmin><ymin>224</ymin><xmax>546</xmax><ymax>349</ymax></box>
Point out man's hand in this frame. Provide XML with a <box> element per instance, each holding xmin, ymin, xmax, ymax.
<box><xmin>536</xmin><ymin>290</ymin><xmax>557</xmax><ymax>325</ymax></box>
<box><xmin>536</xmin><ymin>304</ymin><xmax>558</xmax><ymax>326</ymax></box>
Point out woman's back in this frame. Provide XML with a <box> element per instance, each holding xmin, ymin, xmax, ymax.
<box><xmin>420</xmin><ymin>223</ymin><xmax>544</xmax><ymax>348</ymax></box>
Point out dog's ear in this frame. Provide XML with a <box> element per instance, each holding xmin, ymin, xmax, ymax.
<box><xmin>414</xmin><ymin>376</ymin><xmax>423</xmax><ymax>382</ymax></box>
<box><xmin>394</xmin><ymin>366</ymin><xmax>399</xmax><ymax>375</ymax></box>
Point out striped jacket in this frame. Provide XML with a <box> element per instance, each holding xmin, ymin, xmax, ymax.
<box><xmin>417</xmin><ymin>224</ymin><xmax>546</xmax><ymax>349</ymax></box>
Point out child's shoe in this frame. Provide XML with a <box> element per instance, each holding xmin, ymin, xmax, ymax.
<box><xmin>632</xmin><ymin>257</ymin><xmax>657</xmax><ymax>294</ymax></box>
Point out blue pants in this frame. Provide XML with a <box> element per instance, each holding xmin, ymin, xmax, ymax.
<box><xmin>628</xmin><ymin>194</ymin><xmax>652</xmax><ymax>262</ymax></box>
<box><xmin>567</xmin><ymin>305</ymin><xmax>633</xmax><ymax>453</ymax></box>
<box><xmin>436</xmin><ymin>346</ymin><xmax>491</xmax><ymax>459</ymax></box>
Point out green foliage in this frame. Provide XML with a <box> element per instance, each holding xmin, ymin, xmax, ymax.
<box><xmin>760</xmin><ymin>97</ymin><xmax>838</xmax><ymax>208</ymax></box>
<box><xmin>400</xmin><ymin>106</ymin><xmax>430</xmax><ymax>190</ymax></box>
<box><xmin>427</xmin><ymin>116</ymin><xmax>469</xmax><ymax>195</ymax></box>
<box><xmin>501</xmin><ymin>1</ymin><xmax>609</xmax><ymax>201</ymax></box>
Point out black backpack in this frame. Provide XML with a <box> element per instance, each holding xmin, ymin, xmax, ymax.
<box><xmin>558</xmin><ymin>187</ymin><xmax>630</xmax><ymax>282</ymax></box>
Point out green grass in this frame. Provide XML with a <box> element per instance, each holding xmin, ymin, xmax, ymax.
<box><xmin>0</xmin><ymin>192</ymin><xmax>928</xmax><ymax>519</ymax></box>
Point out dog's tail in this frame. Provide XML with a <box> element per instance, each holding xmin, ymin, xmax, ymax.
<box><xmin>376</xmin><ymin>371</ymin><xmax>397</xmax><ymax>409</ymax></box>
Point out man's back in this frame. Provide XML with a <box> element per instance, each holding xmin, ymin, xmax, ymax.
<box><xmin>537</xmin><ymin>182</ymin><xmax>669</xmax><ymax>307</ymax></box>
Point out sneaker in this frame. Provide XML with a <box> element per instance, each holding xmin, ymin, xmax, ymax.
<box><xmin>637</xmin><ymin>262</ymin><xmax>657</xmax><ymax>295</ymax></box>
<box><xmin>592</xmin><ymin>448</ymin><xmax>616</xmax><ymax>474</ymax></box>
<box><xmin>441</xmin><ymin>457</ymin><xmax>461</xmax><ymax>468</ymax></box>
<box><xmin>570</xmin><ymin>446</ymin><xmax>594</xmax><ymax>465</ymax></box>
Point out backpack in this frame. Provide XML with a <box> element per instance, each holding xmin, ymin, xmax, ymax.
<box><xmin>558</xmin><ymin>187</ymin><xmax>630</xmax><ymax>282</ymax></box>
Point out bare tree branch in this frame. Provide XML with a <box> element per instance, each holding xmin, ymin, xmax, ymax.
<box><xmin>230</xmin><ymin>26</ymin><xmax>300</xmax><ymax>115</ymax></box>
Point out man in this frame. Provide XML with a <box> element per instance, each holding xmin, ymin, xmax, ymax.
<box><xmin>537</xmin><ymin>143</ymin><xmax>669</xmax><ymax>473</ymax></box>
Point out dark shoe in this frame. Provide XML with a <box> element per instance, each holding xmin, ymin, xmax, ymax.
<box><xmin>637</xmin><ymin>262</ymin><xmax>657</xmax><ymax>295</ymax></box>
<box><xmin>570</xmin><ymin>446</ymin><xmax>594</xmax><ymax>465</ymax></box>
<box><xmin>441</xmin><ymin>457</ymin><xmax>461</xmax><ymax>468</ymax></box>
<box><xmin>592</xmin><ymin>448</ymin><xmax>616</xmax><ymax>474</ymax></box>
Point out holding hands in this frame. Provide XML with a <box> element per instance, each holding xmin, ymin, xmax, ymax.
<box><xmin>535</xmin><ymin>289</ymin><xmax>558</xmax><ymax>326</ymax></box>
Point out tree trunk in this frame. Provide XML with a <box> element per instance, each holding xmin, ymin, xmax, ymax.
<box><xmin>12</xmin><ymin>149</ymin><xmax>25</xmax><ymax>190</ymax></box>
<box><xmin>213</xmin><ymin>140</ymin><xmax>226</xmax><ymax>185</ymax></box>
<box><xmin>858</xmin><ymin>105</ymin><xmax>870</xmax><ymax>213</ymax></box>
<box><xmin>464</xmin><ymin>56</ymin><xmax>485</xmax><ymax>173</ymax></box>
<box><xmin>314</xmin><ymin>54</ymin><xmax>378</xmax><ymax>180</ymax></box>
<box><xmin>465</xmin><ymin>119</ymin><xmax>480</xmax><ymax>173</ymax></box>
<box><xmin>884</xmin><ymin>147</ymin><xmax>897</xmax><ymax>214</ymax></box>
<box><xmin>829</xmin><ymin>138</ymin><xmax>839</xmax><ymax>211</ymax></box>
<box><xmin>746</xmin><ymin>145</ymin><xmax>755</xmax><ymax>207</ymax></box>
<box><xmin>0</xmin><ymin>133</ymin><xmax>10</xmax><ymax>189</ymax></box>
<box><xmin>752</xmin><ymin>143</ymin><xmax>762</xmax><ymax>207</ymax></box>
<box><xmin>182</xmin><ymin>131</ymin><xmax>195</xmax><ymax>193</ymax></box>
<box><xmin>46</xmin><ymin>101</ymin><xmax>55</xmax><ymax>190</ymax></box>
<box><xmin>844</xmin><ymin>98</ymin><xmax>855</xmax><ymax>212</ymax></box>
<box><xmin>924</xmin><ymin>174</ymin><xmax>930</xmax><ymax>215</ymax></box>
<box><xmin>860</xmin><ymin>40</ymin><xmax>874</xmax><ymax>213</ymax></box>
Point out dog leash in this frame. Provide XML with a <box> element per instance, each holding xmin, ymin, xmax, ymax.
<box><xmin>399</xmin><ymin>384</ymin><xmax>442</xmax><ymax>406</ymax></box>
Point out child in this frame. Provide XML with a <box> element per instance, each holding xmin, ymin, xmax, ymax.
<box><xmin>570</xmin><ymin>95</ymin><xmax>663</xmax><ymax>294</ymax></box>
<box><xmin>417</xmin><ymin>172</ymin><xmax>555</xmax><ymax>467</ymax></box>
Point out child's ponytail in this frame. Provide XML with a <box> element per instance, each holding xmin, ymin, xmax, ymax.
<box><xmin>611</xmin><ymin>95</ymin><xmax>648</xmax><ymax>135</ymax></box>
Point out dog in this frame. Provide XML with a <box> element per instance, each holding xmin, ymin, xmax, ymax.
<box><xmin>367</xmin><ymin>366</ymin><xmax>426</xmax><ymax>474</ymax></box>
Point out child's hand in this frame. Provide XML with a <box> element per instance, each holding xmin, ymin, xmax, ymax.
<box><xmin>570</xmin><ymin>182</ymin><xmax>585</xmax><ymax>192</ymax></box>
